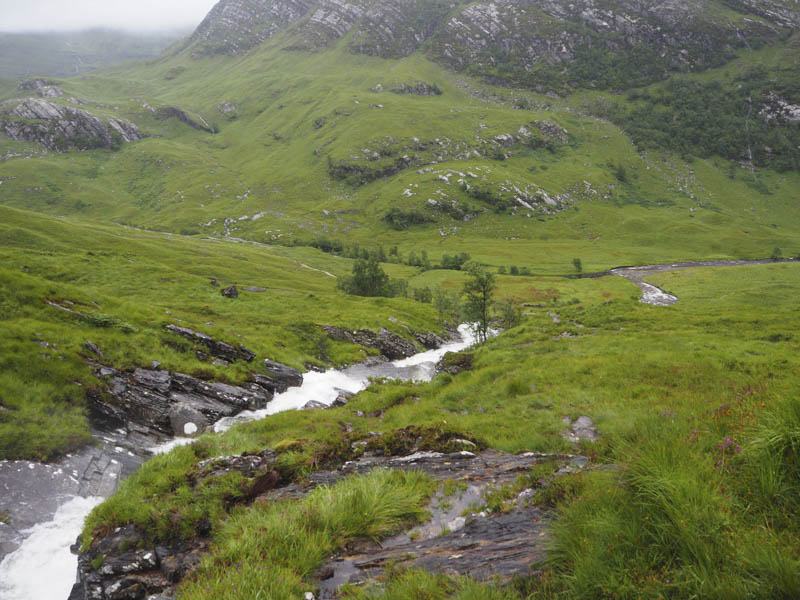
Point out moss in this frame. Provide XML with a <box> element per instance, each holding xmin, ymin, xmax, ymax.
<box><xmin>366</xmin><ymin>424</ymin><xmax>486</xmax><ymax>457</ymax></box>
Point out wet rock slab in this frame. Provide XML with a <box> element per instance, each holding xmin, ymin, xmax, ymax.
<box><xmin>318</xmin><ymin>506</ymin><xmax>548</xmax><ymax>597</ymax></box>
<box><xmin>312</xmin><ymin>450</ymin><xmax>587</xmax><ymax>597</ymax></box>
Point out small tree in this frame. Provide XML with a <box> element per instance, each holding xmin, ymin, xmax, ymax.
<box><xmin>462</xmin><ymin>263</ymin><xmax>496</xmax><ymax>343</ymax></box>
<box><xmin>496</xmin><ymin>298</ymin><xmax>522</xmax><ymax>330</ymax></box>
<box><xmin>771</xmin><ymin>246</ymin><xmax>783</xmax><ymax>261</ymax></box>
<box><xmin>572</xmin><ymin>257</ymin><xmax>583</xmax><ymax>273</ymax></box>
<box><xmin>433</xmin><ymin>288</ymin><xmax>461</xmax><ymax>326</ymax></box>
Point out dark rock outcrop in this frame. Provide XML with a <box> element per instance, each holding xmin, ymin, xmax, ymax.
<box><xmin>255</xmin><ymin>359</ymin><xmax>304</xmax><ymax>393</ymax></box>
<box><xmin>435</xmin><ymin>351</ymin><xmax>474</xmax><ymax>375</ymax></box>
<box><xmin>164</xmin><ymin>324</ymin><xmax>255</xmax><ymax>363</ymax></box>
<box><xmin>91</xmin><ymin>366</ymin><xmax>271</xmax><ymax>437</ymax></box>
<box><xmin>322</xmin><ymin>325</ymin><xmax>419</xmax><ymax>360</ymax></box>
<box><xmin>0</xmin><ymin>98</ymin><xmax>142</xmax><ymax>152</ymax></box>
<box><xmin>154</xmin><ymin>106</ymin><xmax>213</xmax><ymax>132</ymax></box>
<box><xmin>72</xmin><ymin>450</ymin><xmax>280</xmax><ymax>599</ymax></box>
<box><xmin>220</xmin><ymin>285</ymin><xmax>239</xmax><ymax>298</ymax></box>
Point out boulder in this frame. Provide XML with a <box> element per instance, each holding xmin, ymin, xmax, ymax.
<box><xmin>331</xmin><ymin>389</ymin><xmax>355</xmax><ymax>407</ymax></box>
<box><xmin>256</xmin><ymin>359</ymin><xmax>304</xmax><ymax>393</ymax></box>
<box><xmin>221</xmin><ymin>285</ymin><xmax>239</xmax><ymax>298</ymax></box>
<box><xmin>436</xmin><ymin>352</ymin><xmax>474</xmax><ymax>375</ymax></box>
<box><xmin>168</xmin><ymin>403</ymin><xmax>208</xmax><ymax>437</ymax></box>
<box><xmin>301</xmin><ymin>400</ymin><xmax>328</xmax><ymax>411</ymax></box>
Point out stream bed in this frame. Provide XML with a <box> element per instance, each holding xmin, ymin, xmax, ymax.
<box><xmin>0</xmin><ymin>325</ymin><xmax>478</xmax><ymax>600</ymax></box>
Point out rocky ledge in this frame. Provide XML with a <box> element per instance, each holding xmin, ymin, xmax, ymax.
<box><xmin>71</xmin><ymin>449</ymin><xmax>588</xmax><ymax>599</ymax></box>
<box><xmin>322</xmin><ymin>325</ymin><xmax>442</xmax><ymax>359</ymax></box>
<box><xmin>88</xmin><ymin>358</ymin><xmax>305</xmax><ymax>441</ymax></box>
<box><xmin>0</xmin><ymin>98</ymin><xmax>142</xmax><ymax>152</ymax></box>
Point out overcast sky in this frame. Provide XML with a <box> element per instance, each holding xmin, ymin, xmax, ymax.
<box><xmin>0</xmin><ymin>0</ymin><xmax>219</xmax><ymax>33</ymax></box>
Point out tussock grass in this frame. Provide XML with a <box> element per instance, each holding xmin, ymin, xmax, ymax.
<box><xmin>178</xmin><ymin>469</ymin><xmax>434</xmax><ymax>599</ymax></box>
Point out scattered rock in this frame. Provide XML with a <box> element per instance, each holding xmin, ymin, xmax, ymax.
<box><xmin>209</xmin><ymin>278</ymin><xmax>220</xmax><ymax>287</ymax></box>
<box><xmin>221</xmin><ymin>285</ymin><xmax>239</xmax><ymax>298</ymax></box>
<box><xmin>242</xmin><ymin>286</ymin><xmax>267</xmax><ymax>292</ymax></box>
<box><xmin>563</xmin><ymin>416</ymin><xmax>598</xmax><ymax>443</ymax></box>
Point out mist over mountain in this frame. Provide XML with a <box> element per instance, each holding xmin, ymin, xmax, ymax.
<box><xmin>0</xmin><ymin>28</ymin><xmax>188</xmax><ymax>79</ymax></box>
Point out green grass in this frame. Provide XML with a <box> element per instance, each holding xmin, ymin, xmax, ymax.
<box><xmin>74</xmin><ymin>262</ymin><xmax>800</xmax><ymax>598</ymax></box>
<box><xmin>178</xmin><ymin>469</ymin><xmax>435</xmax><ymax>599</ymax></box>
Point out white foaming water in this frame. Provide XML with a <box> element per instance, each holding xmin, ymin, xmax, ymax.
<box><xmin>0</xmin><ymin>496</ymin><xmax>102</xmax><ymax>600</ymax></box>
<box><xmin>215</xmin><ymin>324</ymin><xmax>478</xmax><ymax>433</ymax></box>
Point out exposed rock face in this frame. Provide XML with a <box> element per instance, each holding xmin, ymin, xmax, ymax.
<box><xmin>164</xmin><ymin>324</ymin><xmax>255</xmax><ymax>363</ymax></box>
<box><xmin>187</xmin><ymin>0</ymin><xmax>312</xmax><ymax>56</ymax></box>
<box><xmin>91</xmin><ymin>366</ymin><xmax>271</xmax><ymax>437</ymax></box>
<box><xmin>18</xmin><ymin>78</ymin><xmax>64</xmax><ymax>98</ymax></box>
<box><xmin>184</xmin><ymin>0</ymin><xmax>798</xmax><ymax>88</ymax></box>
<box><xmin>427</xmin><ymin>0</ymin><xmax>789</xmax><ymax>88</ymax></box>
<box><xmin>322</xmin><ymin>325</ymin><xmax>420</xmax><ymax>360</ymax></box>
<box><xmin>72</xmin><ymin>450</ymin><xmax>280</xmax><ymax>600</ymax></box>
<box><xmin>0</xmin><ymin>99</ymin><xmax>142</xmax><ymax>152</ymax></box>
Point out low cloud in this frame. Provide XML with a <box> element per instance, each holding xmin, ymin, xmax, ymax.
<box><xmin>0</xmin><ymin>0</ymin><xmax>219</xmax><ymax>33</ymax></box>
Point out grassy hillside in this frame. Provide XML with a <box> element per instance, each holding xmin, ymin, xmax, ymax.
<box><xmin>1</xmin><ymin>41</ymin><xmax>799</xmax><ymax>274</ymax></box>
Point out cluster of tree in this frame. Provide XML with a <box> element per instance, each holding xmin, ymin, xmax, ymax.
<box><xmin>307</xmin><ymin>237</ymin><xmax>472</xmax><ymax>272</ymax></box>
<box><xmin>497</xmin><ymin>265</ymin><xmax>532</xmax><ymax>276</ymax></box>
<box><xmin>336</xmin><ymin>256</ymin><xmax>407</xmax><ymax>297</ymax></box>
<box><xmin>339</xmin><ymin>259</ymin><xmax>522</xmax><ymax>343</ymax></box>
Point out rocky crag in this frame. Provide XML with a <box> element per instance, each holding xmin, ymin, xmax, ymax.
<box><xmin>0</xmin><ymin>98</ymin><xmax>142</xmax><ymax>152</ymax></box>
<box><xmin>178</xmin><ymin>0</ymin><xmax>799</xmax><ymax>90</ymax></box>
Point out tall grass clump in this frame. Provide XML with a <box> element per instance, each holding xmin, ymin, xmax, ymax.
<box><xmin>340</xmin><ymin>569</ymin><xmax>521</xmax><ymax>600</ymax></box>
<box><xmin>179</xmin><ymin>469</ymin><xmax>435</xmax><ymax>600</ymax></box>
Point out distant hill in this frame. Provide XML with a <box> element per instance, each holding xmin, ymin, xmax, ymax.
<box><xmin>0</xmin><ymin>28</ymin><xmax>188</xmax><ymax>79</ymax></box>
